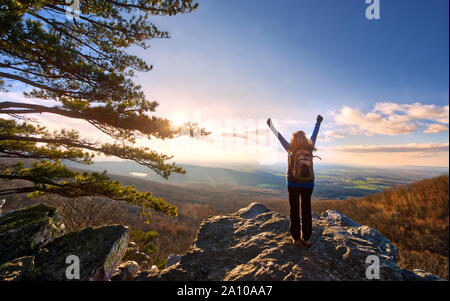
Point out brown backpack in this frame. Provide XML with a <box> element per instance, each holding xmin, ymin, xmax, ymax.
<box><xmin>289</xmin><ymin>149</ymin><xmax>318</xmax><ymax>181</ymax></box>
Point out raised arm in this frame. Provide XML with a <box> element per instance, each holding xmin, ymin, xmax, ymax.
<box><xmin>267</xmin><ymin>118</ymin><xmax>290</xmax><ymax>152</ymax></box>
<box><xmin>310</xmin><ymin>115</ymin><xmax>323</xmax><ymax>146</ymax></box>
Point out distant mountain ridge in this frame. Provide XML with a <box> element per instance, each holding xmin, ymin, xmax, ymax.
<box><xmin>64</xmin><ymin>160</ymin><xmax>448</xmax><ymax>200</ymax></box>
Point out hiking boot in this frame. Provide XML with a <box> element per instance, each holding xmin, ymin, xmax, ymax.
<box><xmin>301</xmin><ymin>239</ymin><xmax>312</xmax><ymax>249</ymax></box>
<box><xmin>292</xmin><ymin>239</ymin><xmax>302</xmax><ymax>247</ymax></box>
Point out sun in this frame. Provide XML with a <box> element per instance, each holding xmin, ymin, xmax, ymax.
<box><xmin>171</xmin><ymin>112</ymin><xmax>188</xmax><ymax>127</ymax></box>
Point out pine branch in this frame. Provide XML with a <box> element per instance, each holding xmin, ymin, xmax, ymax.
<box><xmin>0</xmin><ymin>133</ymin><xmax>185</xmax><ymax>179</ymax></box>
<box><xmin>0</xmin><ymin>161</ymin><xmax>178</xmax><ymax>218</ymax></box>
<box><xmin>0</xmin><ymin>101</ymin><xmax>180</xmax><ymax>140</ymax></box>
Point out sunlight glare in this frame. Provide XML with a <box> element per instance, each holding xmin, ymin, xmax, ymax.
<box><xmin>171</xmin><ymin>112</ymin><xmax>188</xmax><ymax>127</ymax></box>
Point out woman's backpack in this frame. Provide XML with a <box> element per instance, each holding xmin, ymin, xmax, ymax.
<box><xmin>289</xmin><ymin>149</ymin><xmax>320</xmax><ymax>182</ymax></box>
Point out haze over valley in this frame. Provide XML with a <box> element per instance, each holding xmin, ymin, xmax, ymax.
<box><xmin>66</xmin><ymin>160</ymin><xmax>448</xmax><ymax>200</ymax></box>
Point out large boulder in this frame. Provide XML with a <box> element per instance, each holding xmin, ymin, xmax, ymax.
<box><xmin>135</xmin><ymin>202</ymin><xmax>442</xmax><ymax>281</ymax></box>
<box><xmin>0</xmin><ymin>204</ymin><xmax>65</xmax><ymax>264</ymax></box>
<box><xmin>29</xmin><ymin>225</ymin><xmax>130</xmax><ymax>281</ymax></box>
<box><xmin>0</xmin><ymin>256</ymin><xmax>34</xmax><ymax>281</ymax></box>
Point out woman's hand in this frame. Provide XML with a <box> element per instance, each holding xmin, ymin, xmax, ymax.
<box><xmin>267</xmin><ymin>118</ymin><xmax>271</xmax><ymax>127</ymax></box>
<box><xmin>317</xmin><ymin>115</ymin><xmax>323</xmax><ymax>123</ymax></box>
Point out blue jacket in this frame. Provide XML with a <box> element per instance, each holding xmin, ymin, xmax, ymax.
<box><xmin>269</xmin><ymin>120</ymin><xmax>321</xmax><ymax>189</ymax></box>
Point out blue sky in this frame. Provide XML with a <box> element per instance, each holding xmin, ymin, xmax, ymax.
<box><xmin>130</xmin><ymin>0</ymin><xmax>449</xmax><ymax>166</ymax></box>
<box><xmin>2</xmin><ymin>0</ymin><xmax>449</xmax><ymax>167</ymax></box>
<box><xmin>141</xmin><ymin>0</ymin><xmax>449</xmax><ymax>111</ymax></box>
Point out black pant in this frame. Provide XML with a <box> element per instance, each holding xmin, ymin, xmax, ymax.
<box><xmin>288</xmin><ymin>186</ymin><xmax>313</xmax><ymax>241</ymax></box>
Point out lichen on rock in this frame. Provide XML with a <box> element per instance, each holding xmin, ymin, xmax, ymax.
<box><xmin>0</xmin><ymin>203</ymin><xmax>65</xmax><ymax>264</ymax></box>
<box><xmin>0</xmin><ymin>256</ymin><xmax>34</xmax><ymax>281</ymax></box>
<box><xmin>111</xmin><ymin>260</ymin><xmax>140</xmax><ymax>281</ymax></box>
<box><xmin>30</xmin><ymin>225</ymin><xmax>130</xmax><ymax>281</ymax></box>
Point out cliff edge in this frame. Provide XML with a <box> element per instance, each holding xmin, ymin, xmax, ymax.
<box><xmin>0</xmin><ymin>203</ymin><xmax>442</xmax><ymax>281</ymax></box>
<box><xmin>136</xmin><ymin>202</ymin><xmax>442</xmax><ymax>281</ymax></box>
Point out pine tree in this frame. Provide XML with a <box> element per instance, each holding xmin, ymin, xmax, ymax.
<box><xmin>0</xmin><ymin>0</ymin><xmax>200</xmax><ymax>220</ymax></box>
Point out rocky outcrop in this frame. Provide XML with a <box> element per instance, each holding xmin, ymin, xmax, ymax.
<box><xmin>0</xmin><ymin>199</ymin><xmax>5</xmax><ymax>215</ymax></box>
<box><xmin>1</xmin><ymin>203</ymin><xmax>443</xmax><ymax>281</ymax></box>
<box><xmin>30</xmin><ymin>225</ymin><xmax>130</xmax><ymax>280</ymax></box>
<box><xmin>166</xmin><ymin>254</ymin><xmax>181</xmax><ymax>268</ymax></box>
<box><xmin>136</xmin><ymin>202</ymin><xmax>442</xmax><ymax>281</ymax></box>
<box><xmin>0</xmin><ymin>204</ymin><xmax>65</xmax><ymax>263</ymax></box>
<box><xmin>0</xmin><ymin>256</ymin><xmax>34</xmax><ymax>281</ymax></box>
<box><xmin>122</xmin><ymin>241</ymin><xmax>152</xmax><ymax>270</ymax></box>
<box><xmin>111</xmin><ymin>260</ymin><xmax>140</xmax><ymax>281</ymax></box>
<box><xmin>401</xmin><ymin>268</ymin><xmax>444</xmax><ymax>281</ymax></box>
<box><xmin>0</xmin><ymin>204</ymin><xmax>130</xmax><ymax>281</ymax></box>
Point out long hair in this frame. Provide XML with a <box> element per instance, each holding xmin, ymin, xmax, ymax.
<box><xmin>288</xmin><ymin>131</ymin><xmax>316</xmax><ymax>154</ymax></box>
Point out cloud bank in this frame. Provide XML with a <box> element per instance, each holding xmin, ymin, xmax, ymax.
<box><xmin>335</xmin><ymin>142</ymin><xmax>449</xmax><ymax>153</ymax></box>
<box><xmin>328</xmin><ymin>102</ymin><xmax>449</xmax><ymax>136</ymax></box>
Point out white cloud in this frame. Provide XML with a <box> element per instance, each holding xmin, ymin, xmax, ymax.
<box><xmin>321</xmin><ymin>130</ymin><xmax>345</xmax><ymax>141</ymax></box>
<box><xmin>329</xmin><ymin>102</ymin><xmax>449</xmax><ymax>136</ymax></box>
<box><xmin>334</xmin><ymin>142</ymin><xmax>449</xmax><ymax>153</ymax></box>
<box><xmin>424</xmin><ymin>123</ymin><xmax>449</xmax><ymax>134</ymax></box>
<box><xmin>374</xmin><ymin>102</ymin><xmax>449</xmax><ymax>124</ymax></box>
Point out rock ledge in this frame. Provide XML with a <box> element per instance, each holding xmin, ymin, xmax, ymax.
<box><xmin>136</xmin><ymin>202</ymin><xmax>442</xmax><ymax>281</ymax></box>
